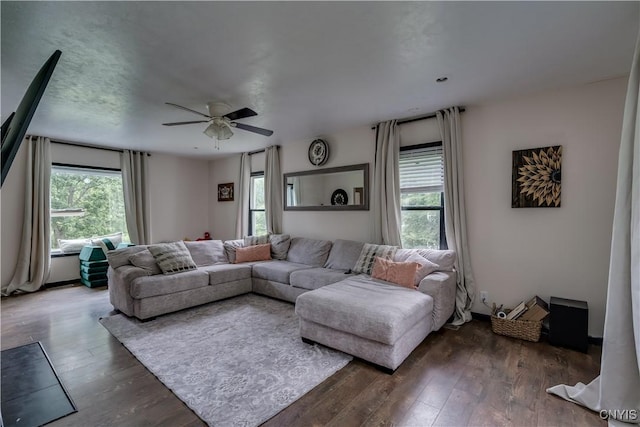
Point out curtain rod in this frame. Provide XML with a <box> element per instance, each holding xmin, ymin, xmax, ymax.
<box><xmin>370</xmin><ymin>107</ymin><xmax>466</xmax><ymax>130</ymax></box>
<box><xmin>48</xmin><ymin>138</ymin><xmax>151</xmax><ymax>156</ymax></box>
<box><xmin>248</xmin><ymin>145</ymin><xmax>280</xmax><ymax>156</ymax></box>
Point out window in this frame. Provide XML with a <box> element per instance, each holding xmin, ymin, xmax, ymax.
<box><xmin>399</xmin><ymin>143</ymin><xmax>446</xmax><ymax>249</ymax></box>
<box><xmin>249</xmin><ymin>173</ymin><xmax>267</xmax><ymax>236</ymax></box>
<box><xmin>50</xmin><ymin>165</ymin><xmax>128</xmax><ymax>253</ymax></box>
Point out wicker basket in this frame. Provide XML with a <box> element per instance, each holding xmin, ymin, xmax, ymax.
<box><xmin>490</xmin><ymin>314</ymin><xmax>542</xmax><ymax>342</ymax></box>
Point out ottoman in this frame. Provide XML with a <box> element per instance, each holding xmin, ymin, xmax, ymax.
<box><xmin>295</xmin><ymin>275</ymin><xmax>434</xmax><ymax>372</ymax></box>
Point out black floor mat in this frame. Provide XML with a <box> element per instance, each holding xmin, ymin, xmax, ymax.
<box><xmin>1</xmin><ymin>342</ymin><xmax>76</xmax><ymax>427</ymax></box>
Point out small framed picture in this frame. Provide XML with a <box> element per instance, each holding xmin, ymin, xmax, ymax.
<box><xmin>353</xmin><ymin>187</ymin><xmax>364</xmax><ymax>205</ymax></box>
<box><xmin>218</xmin><ymin>183</ymin><xmax>234</xmax><ymax>202</ymax></box>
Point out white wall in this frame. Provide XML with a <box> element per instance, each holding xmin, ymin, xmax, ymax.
<box><xmin>282</xmin><ymin>126</ymin><xmax>376</xmax><ymax>241</ymax></box>
<box><xmin>209</xmin><ymin>126</ymin><xmax>380</xmax><ymax>242</ymax></box>
<box><xmin>1</xmin><ymin>143</ymin><xmax>210</xmax><ymax>285</ymax></box>
<box><xmin>463</xmin><ymin>77</ymin><xmax>627</xmax><ymax>337</ymax></box>
<box><xmin>147</xmin><ymin>153</ymin><xmax>210</xmax><ymax>243</ymax></box>
<box><xmin>209</xmin><ymin>154</ymin><xmax>241</xmax><ymax>241</ymax></box>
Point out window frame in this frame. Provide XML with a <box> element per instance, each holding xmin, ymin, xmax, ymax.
<box><xmin>399</xmin><ymin>142</ymin><xmax>447</xmax><ymax>250</ymax></box>
<box><xmin>50</xmin><ymin>162</ymin><xmax>125</xmax><ymax>257</ymax></box>
<box><xmin>248</xmin><ymin>171</ymin><xmax>265</xmax><ymax>236</ymax></box>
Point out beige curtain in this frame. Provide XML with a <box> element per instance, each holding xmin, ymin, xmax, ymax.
<box><xmin>121</xmin><ymin>150</ymin><xmax>150</xmax><ymax>244</ymax></box>
<box><xmin>2</xmin><ymin>136</ymin><xmax>51</xmax><ymax>295</ymax></box>
<box><xmin>235</xmin><ymin>153</ymin><xmax>250</xmax><ymax>239</ymax></box>
<box><xmin>437</xmin><ymin>107</ymin><xmax>476</xmax><ymax>325</ymax></box>
<box><xmin>264</xmin><ymin>146</ymin><xmax>283</xmax><ymax>234</ymax></box>
<box><xmin>372</xmin><ymin>120</ymin><xmax>402</xmax><ymax>246</ymax></box>
<box><xmin>547</xmin><ymin>30</ymin><xmax>640</xmax><ymax>425</ymax></box>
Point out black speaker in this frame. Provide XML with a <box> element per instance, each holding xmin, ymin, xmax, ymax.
<box><xmin>549</xmin><ymin>296</ymin><xmax>588</xmax><ymax>353</ymax></box>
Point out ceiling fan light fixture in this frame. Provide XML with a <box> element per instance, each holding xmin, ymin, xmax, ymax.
<box><xmin>217</xmin><ymin>125</ymin><xmax>233</xmax><ymax>140</ymax></box>
<box><xmin>203</xmin><ymin>119</ymin><xmax>234</xmax><ymax>140</ymax></box>
<box><xmin>203</xmin><ymin>123</ymin><xmax>217</xmax><ymax>138</ymax></box>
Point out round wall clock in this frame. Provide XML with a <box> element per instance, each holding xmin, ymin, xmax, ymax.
<box><xmin>308</xmin><ymin>139</ymin><xmax>329</xmax><ymax>166</ymax></box>
<box><xmin>331</xmin><ymin>189</ymin><xmax>348</xmax><ymax>205</ymax></box>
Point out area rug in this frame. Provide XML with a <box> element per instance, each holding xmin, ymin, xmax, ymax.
<box><xmin>100</xmin><ymin>294</ymin><xmax>351</xmax><ymax>426</ymax></box>
<box><xmin>1</xmin><ymin>342</ymin><xmax>77</xmax><ymax>427</ymax></box>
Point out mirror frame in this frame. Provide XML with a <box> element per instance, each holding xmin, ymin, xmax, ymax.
<box><xmin>283</xmin><ymin>163</ymin><xmax>369</xmax><ymax>211</ymax></box>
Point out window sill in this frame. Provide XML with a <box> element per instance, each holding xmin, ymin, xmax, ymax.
<box><xmin>51</xmin><ymin>252</ymin><xmax>80</xmax><ymax>258</ymax></box>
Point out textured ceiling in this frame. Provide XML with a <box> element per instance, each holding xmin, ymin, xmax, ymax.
<box><xmin>1</xmin><ymin>2</ymin><xmax>638</xmax><ymax>158</ymax></box>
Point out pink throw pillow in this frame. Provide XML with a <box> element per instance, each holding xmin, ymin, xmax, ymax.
<box><xmin>234</xmin><ymin>243</ymin><xmax>272</xmax><ymax>263</ymax></box>
<box><xmin>371</xmin><ymin>256</ymin><xmax>419</xmax><ymax>289</ymax></box>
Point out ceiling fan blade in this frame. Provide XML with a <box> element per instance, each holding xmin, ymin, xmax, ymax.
<box><xmin>162</xmin><ymin>120</ymin><xmax>209</xmax><ymax>126</ymax></box>
<box><xmin>165</xmin><ymin>102</ymin><xmax>211</xmax><ymax>119</ymax></box>
<box><xmin>233</xmin><ymin>122</ymin><xmax>274</xmax><ymax>137</ymax></box>
<box><xmin>224</xmin><ymin>107</ymin><xmax>258</xmax><ymax>121</ymax></box>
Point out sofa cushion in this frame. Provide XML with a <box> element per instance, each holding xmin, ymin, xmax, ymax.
<box><xmin>371</xmin><ymin>257</ymin><xmax>419</xmax><ymax>289</ymax></box>
<box><xmin>324</xmin><ymin>239</ymin><xmax>365</xmax><ymax>271</ymax></box>
<box><xmin>148</xmin><ymin>241</ymin><xmax>197</xmax><ymax>275</ymax></box>
<box><xmin>269</xmin><ymin>234</ymin><xmax>291</xmax><ymax>260</ymax></box>
<box><xmin>128</xmin><ymin>250</ymin><xmax>162</xmax><ymax>275</ymax></box>
<box><xmin>235</xmin><ymin>243</ymin><xmax>272</xmax><ymax>263</ymax></box>
<box><xmin>107</xmin><ymin>246</ymin><xmax>148</xmax><ymax>269</ymax></box>
<box><xmin>295</xmin><ymin>275</ymin><xmax>433</xmax><ymax>345</ymax></box>
<box><xmin>395</xmin><ymin>248</ymin><xmax>456</xmax><ymax>272</ymax></box>
<box><xmin>130</xmin><ymin>269</ymin><xmax>209</xmax><ymax>299</ymax></box>
<box><xmin>352</xmin><ymin>243</ymin><xmax>397</xmax><ymax>275</ymax></box>
<box><xmin>286</xmin><ymin>237</ymin><xmax>332</xmax><ymax>267</ymax></box>
<box><xmin>252</xmin><ymin>261</ymin><xmax>313</xmax><ymax>283</ymax></box>
<box><xmin>244</xmin><ymin>234</ymin><xmax>269</xmax><ymax>246</ymax></box>
<box><xmin>199</xmin><ymin>264</ymin><xmax>252</xmax><ymax>286</ymax></box>
<box><xmin>223</xmin><ymin>239</ymin><xmax>244</xmax><ymax>263</ymax></box>
<box><xmin>290</xmin><ymin>267</ymin><xmax>353</xmax><ymax>291</ymax></box>
<box><xmin>184</xmin><ymin>240</ymin><xmax>227</xmax><ymax>266</ymax></box>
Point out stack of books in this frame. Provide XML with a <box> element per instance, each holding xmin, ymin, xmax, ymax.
<box><xmin>506</xmin><ymin>296</ymin><xmax>549</xmax><ymax>321</ymax></box>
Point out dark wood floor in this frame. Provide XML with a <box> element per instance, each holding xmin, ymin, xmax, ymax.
<box><xmin>1</xmin><ymin>284</ymin><xmax>604</xmax><ymax>427</ymax></box>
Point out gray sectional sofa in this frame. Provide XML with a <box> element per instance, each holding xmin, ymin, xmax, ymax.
<box><xmin>107</xmin><ymin>235</ymin><xmax>457</xmax><ymax>371</ymax></box>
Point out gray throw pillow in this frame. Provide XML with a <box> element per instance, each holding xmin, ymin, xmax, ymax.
<box><xmin>269</xmin><ymin>234</ymin><xmax>291</xmax><ymax>260</ymax></box>
<box><xmin>223</xmin><ymin>239</ymin><xmax>245</xmax><ymax>264</ymax></box>
<box><xmin>148</xmin><ymin>241</ymin><xmax>197</xmax><ymax>275</ymax></box>
<box><xmin>107</xmin><ymin>246</ymin><xmax>147</xmax><ymax>269</ymax></box>
<box><xmin>128</xmin><ymin>250</ymin><xmax>162</xmax><ymax>275</ymax></box>
<box><xmin>395</xmin><ymin>248</ymin><xmax>457</xmax><ymax>272</ymax></box>
<box><xmin>184</xmin><ymin>240</ymin><xmax>227</xmax><ymax>266</ymax></box>
<box><xmin>352</xmin><ymin>243</ymin><xmax>398</xmax><ymax>275</ymax></box>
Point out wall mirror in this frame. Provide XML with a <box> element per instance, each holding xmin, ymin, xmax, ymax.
<box><xmin>284</xmin><ymin>163</ymin><xmax>369</xmax><ymax>211</ymax></box>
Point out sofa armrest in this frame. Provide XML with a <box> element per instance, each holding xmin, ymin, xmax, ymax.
<box><xmin>418</xmin><ymin>271</ymin><xmax>456</xmax><ymax>331</ymax></box>
<box><xmin>107</xmin><ymin>265</ymin><xmax>149</xmax><ymax>316</ymax></box>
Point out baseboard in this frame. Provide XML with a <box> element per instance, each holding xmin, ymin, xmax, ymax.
<box><xmin>45</xmin><ymin>279</ymin><xmax>79</xmax><ymax>288</ymax></box>
<box><xmin>471</xmin><ymin>311</ymin><xmax>603</xmax><ymax>345</ymax></box>
<box><xmin>471</xmin><ymin>311</ymin><xmax>491</xmax><ymax>322</ymax></box>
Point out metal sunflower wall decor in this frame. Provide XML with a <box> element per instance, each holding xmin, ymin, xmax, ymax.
<box><xmin>512</xmin><ymin>145</ymin><xmax>562</xmax><ymax>208</ymax></box>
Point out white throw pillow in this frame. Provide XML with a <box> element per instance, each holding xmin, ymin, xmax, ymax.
<box><xmin>57</xmin><ymin>237</ymin><xmax>91</xmax><ymax>253</ymax></box>
<box><xmin>91</xmin><ymin>232</ymin><xmax>124</xmax><ymax>254</ymax></box>
<box><xmin>352</xmin><ymin>243</ymin><xmax>398</xmax><ymax>275</ymax></box>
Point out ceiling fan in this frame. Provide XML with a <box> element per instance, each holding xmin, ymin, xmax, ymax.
<box><xmin>162</xmin><ymin>101</ymin><xmax>273</xmax><ymax>141</ymax></box>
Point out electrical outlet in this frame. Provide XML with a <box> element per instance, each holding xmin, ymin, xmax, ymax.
<box><xmin>480</xmin><ymin>291</ymin><xmax>489</xmax><ymax>302</ymax></box>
